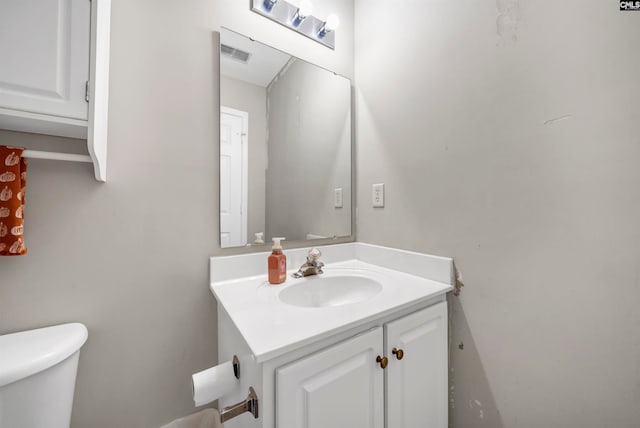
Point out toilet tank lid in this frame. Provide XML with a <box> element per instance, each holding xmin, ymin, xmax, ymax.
<box><xmin>0</xmin><ymin>323</ymin><xmax>88</xmax><ymax>387</ymax></box>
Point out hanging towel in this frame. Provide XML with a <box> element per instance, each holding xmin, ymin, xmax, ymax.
<box><xmin>159</xmin><ymin>409</ymin><xmax>223</xmax><ymax>428</ymax></box>
<box><xmin>0</xmin><ymin>146</ymin><xmax>27</xmax><ymax>256</ymax></box>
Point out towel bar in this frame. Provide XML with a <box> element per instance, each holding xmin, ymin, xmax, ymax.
<box><xmin>22</xmin><ymin>150</ymin><xmax>92</xmax><ymax>163</ymax></box>
<box><xmin>220</xmin><ymin>387</ymin><xmax>259</xmax><ymax>423</ymax></box>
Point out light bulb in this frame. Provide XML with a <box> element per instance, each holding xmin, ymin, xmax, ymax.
<box><xmin>318</xmin><ymin>13</ymin><xmax>339</xmax><ymax>38</ymax></box>
<box><xmin>298</xmin><ymin>0</ymin><xmax>313</xmax><ymax>18</ymax></box>
<box><xmin>325</xmin><ymin>14</ymin><xmax>340</xmax><ymax>31</ymax></box>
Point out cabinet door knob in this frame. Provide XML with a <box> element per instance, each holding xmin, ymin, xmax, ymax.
<box><xmin>392</xmin><ymin>347</ymin><xmax>404</xmax><ymax>360</ymax></box>
<box><xmin>376</xmin><ymin>355</ymin><xmax>388</xmax><ymax>369</ymax></box>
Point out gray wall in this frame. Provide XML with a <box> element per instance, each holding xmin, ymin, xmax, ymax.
<box><xmin>265</xmin><ymin>59</ymin><xmax>352</xmax><ymax>241</ymax></box>
<box><xmin>0</xmin><ymin>0</ymin><xmax>219</xmax><ymax>425</ymax></box>
<box><xmin>220</xmin><ymin>75</ymin><xmax>267</xmax><ymax>242</ymax></box>
<box><xmin>0</xmin><ymin>0</ymin><xmax>354</xmax><ymax>427</ymax></box>
<box><xmin>355</xmin><ymin>0</ymin><xmax>640</xmax><ymax>427</ymax></box>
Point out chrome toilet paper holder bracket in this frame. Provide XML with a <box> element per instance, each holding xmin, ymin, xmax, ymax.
<box><xmin>220</xmin><ymin>386</ymin><xmax>259</xmax><ymax>423</ymax></box>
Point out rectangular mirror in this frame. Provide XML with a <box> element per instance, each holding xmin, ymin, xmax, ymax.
<box><xmin>219</xmin><ymin>28</ymin><xmax>352</xmax><ymax>249</ymax></box>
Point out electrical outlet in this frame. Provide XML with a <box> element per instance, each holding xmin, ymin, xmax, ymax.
<box><xmin>334</xmin><ymin>188</ymin><xmax>343</xmax><ymax>208</ymax></box>
<box><xmin>372</xmin><ymin>183</ymin><xmax>384</xmax><ymax>208</ymax></box>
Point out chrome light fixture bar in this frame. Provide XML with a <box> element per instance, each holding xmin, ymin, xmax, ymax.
<box><xmin>251</xmin><ymin>0</ymin><xmax>337</xmax><ymax>50</ymax></box>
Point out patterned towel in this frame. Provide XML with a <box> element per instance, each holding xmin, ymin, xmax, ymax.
<box><xmin>0</xmin><ymin>146</ymin><xmax>27</xmax><ymax>256</ymax></box>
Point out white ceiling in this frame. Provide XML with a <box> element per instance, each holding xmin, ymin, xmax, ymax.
<box><xmin>220</xmin><ymin>29</ymin><xmax>292</xmax><ymax>88</ymax></box>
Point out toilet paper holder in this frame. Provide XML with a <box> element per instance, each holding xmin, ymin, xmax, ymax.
<box><xmin>232</xmin><ymin>355</ymin><xmax>240</xmax><ymax>379</ymax></box>
<box><xmin>220</xmin><ymin>386</ymin><xmax>259</xmax><ymax>423</ymax></box>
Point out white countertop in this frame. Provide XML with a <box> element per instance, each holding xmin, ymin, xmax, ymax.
<box><xmin>210</xmin><ymin>243</ymin><xmax>454</xmax><ymax>362</ymax></box>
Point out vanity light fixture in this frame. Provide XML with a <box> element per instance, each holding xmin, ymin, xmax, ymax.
<box><xmin>251</xmin><ymin>0</ymin><xmax>338</xmax><ymax>49</ymax></box>
<box><xmin>292</xmin><ymin>0</ymin><xmax>313</xmax><ymax>27</ymax></box>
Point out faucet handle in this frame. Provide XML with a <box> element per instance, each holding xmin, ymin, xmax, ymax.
<box><xmin>307</xmin><ymin>247</ymin><xmax>322</xmax><ymax>262</ymax></box>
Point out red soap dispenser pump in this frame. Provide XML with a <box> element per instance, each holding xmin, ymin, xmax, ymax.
<box><xmin>268</xmin><ymin>237</ymin><xmax>287</xmax><ymax>285</ymax></box>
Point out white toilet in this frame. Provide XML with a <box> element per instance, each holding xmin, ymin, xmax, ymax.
<box><xmin>0</xmin><ymin>323</ymin><xmax>88</xmax><ymax>428</ymax></box>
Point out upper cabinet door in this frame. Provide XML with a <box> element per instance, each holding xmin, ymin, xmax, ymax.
<box><xmin>385</xmin><ymin>302</ymin><xmax>448</xmax><ymax>428</ymax></box>
<box><xmin>0</xmin><ymin>0</ymin><xmax>90</xmax><ymax>120</ymax></box>
<box><xmin>276</xmin><ymin>328</ymin><xmax>384</xmax><ymax>428</ymax></box>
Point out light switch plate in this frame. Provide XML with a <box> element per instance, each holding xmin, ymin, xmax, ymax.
<box><xmin>372</xmin><ymin>183</ymin><xmax>384</xmax><ymax>208</ymax></box>
<box><xmin>334</xmin><ymin>188</ymin><xmax>343</xmax><ymax>208</ymax></box>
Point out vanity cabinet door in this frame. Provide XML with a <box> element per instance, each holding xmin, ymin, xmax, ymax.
<box><xmin>0</xmin><ymin>0</ymin><xmax>90</xmax><ymax>120</ymax></box>
<box><xmin>276</xmin><ymin>328</ymin><xmax>384</xmax><ymax>428</ymax></box>
<box><xmin>385</xmin><ymin>301</ymin><xmax>448</xmax><ymax>428</ymax></box>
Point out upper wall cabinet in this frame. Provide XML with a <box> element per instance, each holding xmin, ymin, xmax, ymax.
<box><xmin>0</xmin><ymin>0</ymin><xmax>90</xmax><ymax>121</ymax></box>
<box><xmin>0</xmin><ymin>0</ymin><xmax>111</xmax><ymax>182</ymax></box>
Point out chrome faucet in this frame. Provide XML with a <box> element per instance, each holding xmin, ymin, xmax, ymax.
<box><xmin>292</xmin><ymin>248</ymin><xmax>324</xmax><ymax>278</ymax></box>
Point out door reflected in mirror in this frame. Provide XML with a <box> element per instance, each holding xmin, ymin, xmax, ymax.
<box><xmin>219</xmin><ymin>28</ymin><xmax>352</xmax><ymax>249</ymax></box>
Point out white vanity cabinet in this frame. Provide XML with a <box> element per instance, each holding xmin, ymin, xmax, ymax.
<box><xmin>385</xmin><ymin>302</ymin><xmax>448</xmax><ymax>428</ymax></box>
<box><xmin>0</xmin><ymin>0</ymin><xmax>111</xmax><ymax>181</ymax></box>
<box><xmin>274</xmin><ymin>303</ymin><xmax>447</xmax><ymax>428</ymax></box>
<box><xmin>210</xmin><ymin>243</ymin><xmax>454</xmax><ymax>428</ymax></box>
<box><xmin>276</xmin><ymin>328</ymin><xmax>385</xmax><ymax>428</ymax></box>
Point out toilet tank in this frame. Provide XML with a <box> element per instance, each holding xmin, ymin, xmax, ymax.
<box><xmin>0</xmin><ymin>323</ymin><xmax>88</xmax><ymax>428</ymax></box>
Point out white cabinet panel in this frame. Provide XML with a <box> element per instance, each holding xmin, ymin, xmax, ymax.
<box><xmin>0</xmin><ymin>0</ymin><xmax>90</xmax><ymax>120</ymax></box>
<box><xmin>276</xmin><ymin>328</ymin><xmax>384</xmax><ymax>428</ymax></box>
<box><xmin>385</xmin><ymin>302</ymin><xmax>448</xmax><ymax>428</ymax></box>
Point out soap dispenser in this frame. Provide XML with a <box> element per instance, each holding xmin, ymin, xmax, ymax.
<box><xmin>268</xmin><ymin>237</ymin><xmax>287</xmax><ymax>285</ymax></box>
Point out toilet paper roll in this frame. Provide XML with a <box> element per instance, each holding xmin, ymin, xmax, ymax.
<box><xmin>192</xmin><ymin>360</ymin><xmax>238</xmax><ymax>407</ymax></box>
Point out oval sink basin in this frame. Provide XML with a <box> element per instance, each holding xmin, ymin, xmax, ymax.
<box><xmin>279</xmin><ymin>275</ymin><xmax>383</xmax><ymax>308</ymax></box>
